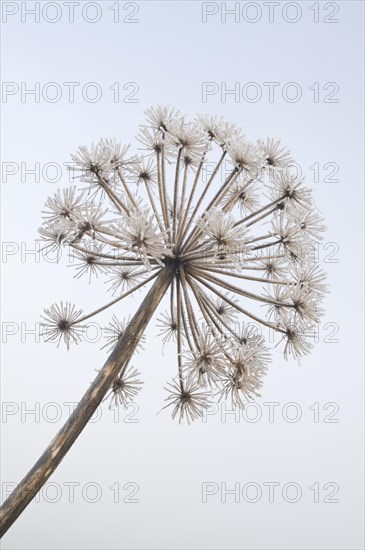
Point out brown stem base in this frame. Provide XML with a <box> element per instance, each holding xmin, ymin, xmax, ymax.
<box><xmin>0</xmin><ymin>263</ymin><xmax>176</xmax><ymax>538</ymax></box>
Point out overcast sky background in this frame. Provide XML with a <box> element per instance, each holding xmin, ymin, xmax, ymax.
<box><xmin>1</xmin><ymin>1</ymin><xmax>364</xmax><ymax>549</ymax></box>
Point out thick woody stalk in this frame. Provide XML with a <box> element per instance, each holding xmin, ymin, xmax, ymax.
<box><xmin>0</xmin><ymin>263</ymin><xmax>176</xmax><ymax>538</ymax></box>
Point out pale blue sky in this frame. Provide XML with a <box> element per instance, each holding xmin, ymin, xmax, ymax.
<box><xmin>1</xmin><ymin>2</ymin><xmax>364</xmax><ymax>549</ymax></box>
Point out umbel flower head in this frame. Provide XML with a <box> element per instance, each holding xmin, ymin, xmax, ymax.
<box><xmin>39</xmin><ymin>105</ymin><xmax>327</xmax><ymax>423</ymax></box>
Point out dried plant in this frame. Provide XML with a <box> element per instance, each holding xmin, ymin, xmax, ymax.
<box><xmin>0</xmin><ymin>106</ymin><xmax>326</xmax><ymax>535</ymax></box>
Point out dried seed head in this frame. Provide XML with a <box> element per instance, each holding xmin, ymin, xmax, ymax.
<box><xmin>40</xmin><ymin>106</ymin><xmax>327</xmax><ymax>422</ymax></box>
<box><xmin>41</xmin><ymin>301</ymin><xmax>84</xmax><ymax>350</ymax></box>
<box><xmin>163</xmin><ymin>380</ymin><xmax>211</xmax><ymax>424</ymax></box>
<box><xmin>106</xmin><ymin>365</ymin><xmax>143</xmax><ymax>408</ymax></box>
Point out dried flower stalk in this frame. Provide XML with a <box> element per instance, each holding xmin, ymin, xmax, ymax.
<box><xmin>0</xmin><ymin>106</ymin><xmax>326</xmax><ymax>536</ymax></box>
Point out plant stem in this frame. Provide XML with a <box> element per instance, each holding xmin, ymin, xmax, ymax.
<box><xmin>0</xmin><ymin>262</ymin><xmax>176</xmax><ymax>538</ymax></box>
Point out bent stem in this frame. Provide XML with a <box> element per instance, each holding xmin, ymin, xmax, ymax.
<box><xmin>0</xmin><ymin>263</ymin><xmax>176</xmax><ymax>538</ymax></box>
